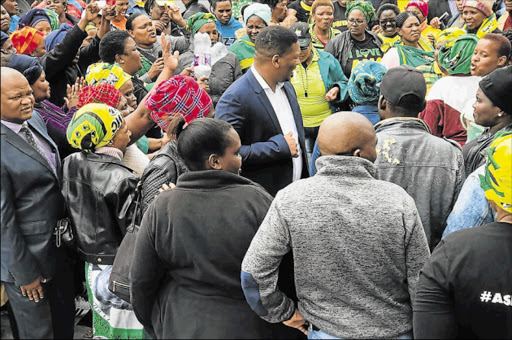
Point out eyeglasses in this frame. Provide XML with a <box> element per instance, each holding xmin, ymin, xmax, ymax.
<box><xmin>348</xmin><ymin>19</ymin><xmax>366</xmax><ymax>25</ymax></box>
<box><xmin>379</xmin><ymin>19</ymin><xmax>396</xmax><ymax>25</ymax></box>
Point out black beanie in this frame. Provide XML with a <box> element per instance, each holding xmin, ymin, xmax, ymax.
<box><xmin>479</xmin><ymin>66</ymin><xmax>512</xmax><ymax>115</ymax></box>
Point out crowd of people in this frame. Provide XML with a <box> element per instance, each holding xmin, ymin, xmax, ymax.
<box><xmin>1</xmin><ymin>0</ymin><xmax>511</xmax><ymax>338</ymax></box>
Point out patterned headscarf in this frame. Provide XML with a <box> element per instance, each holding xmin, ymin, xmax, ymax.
<box><xmin>479</xmin><ymin>131</ymin><xmax>512</xmax><ymax>213</ymax></box>
<box><xmin>405</xmin><ymin>0</ymin><xmax>428</xmax><ymax>18</ymax></box>
<box><xmin>438</xmin><ymin>34</ymin><xmax>479</xmax><ymax>75</ymax></box>
<box><xmin>43</xmin><ymin>8</ymin><xmax>60</xmax><ymax>31</ymax></box>
<box><xmin>77</xmin><ymin>84</ymin><xmax>124</xmax><ymax>109</ymax></box>
<box><xmin>145</xmin><ymin>75</ymin><xmax>212</xmax><ymax>131</ymax></box>
<box><xmin>18</xmin><ymin>9</ymin><xmax>51</xmax><ymax>29</ymax></box>
<box><xmin>243</xmin><ymin>3</ymin><xmax>272</xmax><ymax>26</ymax></box>
<box><xmin>67</xmin><ymin>103</ymin><xmax>124</xmax><ymax>151</ymax></box>
<box><xmin>348</xmin><ymin>60</ymin><xmax>387</xmax><ymax>105</ymax></box>
<box><xmin>346</xmin><ymin>0</ymin><xmax>375</xmax><ymax>23</ymax></box>
<box><xmin>462</xmin><ymin>0</ymin><xmax>493</xmax><ymax>17</ymax></box>
<box><xmin>85</xmin><ymin>63</ymin><xmax>132</xmax><ymax>90</ymax></box>
<box><xmin>186</xmin><ymin>12</ymin><xmax>217</xmax><ymax>36</ymax></box>
<box><xmin>10</xmin><ymin>27</ymin><xmax>45</xmax><ymax>55</ymax></box>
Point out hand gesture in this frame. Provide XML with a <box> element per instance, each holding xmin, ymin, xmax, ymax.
<box><xmin>325</xmin><ymin>86</ymin><xmax>339</xmax><ymax>102</ymax></box>
<box><xmin>64</xmin><ymin>76</ymin><xmax>87</xmax><ymax>109</ymax></box>
<box><xmin>197</xmin><ymin>76</ymin><xmax>210</xmax><ymax>93</ymax></box>
<box><xmin>160</xmin><ymin>33</ymin><xmax>179</xmax><ymax>72</ymax></box>
<box><xmin>148</xmin><ymin>58</ymin><xmax>165</xmax><ymax>80</ymax></box>
<box><xmin>372</xmin><ymin>24</ymin><xmax>382</xmax><ymax>33</ymax></box>
<box><xmin>283</xmin><ymin>309</ymin><xmax>308</xmax><ymax>335</ymax></box>
<box><xmin>31</xmin><ymin>0</ymin><xmax>42</xmax><ymax>9</ymax></box>
<box><xmin>102</xmin><ymin>4</ymin><xmax>116</xmax><ymax>21</ymax></box>
<box><xmin>430</xmin><ymin>17</ymin><xmax>441</xmax><ymax>29</ymax></box>
<box><xmin>155</xmin><ymin>182</ymin><xmax>176</xmax><ymax>198</ymax></box>
<box><xmin>180</xmin><ymin>66</ymin><xmax>195</xmax><ymax>77</ymax></box>
<box><xmin>84</xmin><ymin>3</ymin><xmax>100</xmax><ymax>22</ymax></box>
<box><xmin>165</xmin><ymin>3</ymin><xmax>186</xmax><ymax>27</ymax></box>
<box><xmin>153</xmin><ymin>20</ymin><xmax>167</xmax><ymax>34</ymax></box>
<box><xmin>284</xmin><ymin>131</ymin><xmax>298</xmax><ymax>158</ymax></box>
<box><xmin>20</xmin><ymin>276</ymin><xmax>46</xmax><ymax>303</ymax></box>
<box><xmin>281</xmin><ymin>9</ymin><xmax>298</xmax><ymax>28</ymax></box>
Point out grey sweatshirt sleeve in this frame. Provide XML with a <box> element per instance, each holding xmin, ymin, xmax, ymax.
<box><xmin>403</xmin><ymin>193</ymin><xmax>431</xmax><ymax>303</ymax></box>
<box><xmin>241</xmin><ymin>197</ymin><xmax>296</xmax><ymax>323</ymax></box>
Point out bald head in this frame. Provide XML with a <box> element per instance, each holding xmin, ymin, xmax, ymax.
<box><xmin>318</xmin><ymin>112</ymin><xmax>378</xmax><ymax>162</ymax></box>
<box><xmin>1</xmin><ymin>67</ymin><xmax>35</xmax><ymax>123</ymax></box>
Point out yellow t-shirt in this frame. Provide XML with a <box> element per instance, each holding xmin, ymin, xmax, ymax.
<box><xmin>421</xmin><ymin>24</ymin><xmax>442</xmax><ymax>45</ymax></box>
<box><xmin>378</xmin><ymin>33</ymin><xmax>401</xmax><ymax>53</ymax></box>
<box><xmin>291</xmin><ymin>50</ymin><xmax>332</xmax><ymax>128</ymax></box>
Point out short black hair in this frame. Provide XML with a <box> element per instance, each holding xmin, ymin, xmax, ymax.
<box><xmin>482</xmin><ymin>33</ymin><xmax>512</xmax><ymax>62</ymax></box>
<box><xmin>99</xmin><ymin>31</ymin><xmax>131</xmax><ymax>64</ymax></box>
<box><xmin>126</xmin><ymin>12</ymin><xmax>147</xmax><ymax>31</ymax></box>
<box><xmin>377</xmin><ymin>3</ymin><xmax>400</xmax><ymax>20</ymax></box>
<box><xmin>499</xmin><ymin>30</ymin><xmax>512</xmax><ymax>61</ymax></box>
<box><xmin>176</xmin><ymin>118</ymin><xmax>234</xmax><ymax>171</ymax></box>
<box><xmin>211</xmin><ymin>0</ymin><xmax>232</xmax><ymax>11</ymax></box>
<box><xmin>255</xmin><ymin>26</ymin><xmax>298</xmax><ymax>58</ymax></box>
<box><xmin>144</xmin><ymin>0</ymin><xmax>156</xmax><ymax>15</ymax></box>
<box><xmin>395</xmin><ymin>11</ymin><xmax>420</xmax><ymax>28</ymax></box>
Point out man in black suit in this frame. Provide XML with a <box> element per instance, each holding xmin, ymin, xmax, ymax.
<box><xmin>216</xmin><ymin>26</ymin><xmax>309</xmax><ymax>197</ymax></box>
<box><xmin>1</xmin><ymin>67</ymin><xmax>74</xmax><ymax>339</ymax></box>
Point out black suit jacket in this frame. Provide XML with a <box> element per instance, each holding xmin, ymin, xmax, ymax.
<box><xmin>215</xmin><ymin>68</ymin><xmax>309</xmax><ymax>197</ymax></box>
<box><xmin>1</xmin><ymin>112</ymin><xmax>65</xmax><ymax>286</ymax></box>
<box><xmin>427</xmin><ymin>0</ymin><xmax>454</xmax><ymax>26</ymax></box>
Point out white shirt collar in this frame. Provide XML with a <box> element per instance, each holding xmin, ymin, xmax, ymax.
<box><xmin>251</xmin><ymin>66</ymin><xmax>285</xmax><ymax>92</ymax></box>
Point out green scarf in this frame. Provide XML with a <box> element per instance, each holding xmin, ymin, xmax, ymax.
<box><xmin>346</xmin><ymin>0</ymin><xmax>375</xmax><ymax>22</ymax></box>
<box><xmin>395</xmin><ymin>44</ymin><xmax>435</xmax><ymax>68</ymax></box>
<box><xmin>186</xmin><ymin>12</ymin><xmax>217</xmax><ymax>36</ymax></box>
<box><xmin>228</xmin><ymin>35</ymin><xmax>255</xmax><ymax>70</ymax></box>
<box><xmin>438</xmin><ymin>34</ymin><xmax>479</xmax><ymax>75</ymax></box>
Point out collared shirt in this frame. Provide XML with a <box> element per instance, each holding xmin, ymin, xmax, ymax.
<box><xmin>251</xmin><ymin>66</ymin><xmax>303</xmax><ymax>182</ymax></box>
<box><xmin>1</xmin><ymin>119</ymin><xmax>57</xmax><ymax>174</ymax></box>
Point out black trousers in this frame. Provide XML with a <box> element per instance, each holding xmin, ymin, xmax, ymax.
<box><xmin>3</xmin><ymin>247</ymin><xmax>75</xmax><ymax>339</ymax></box>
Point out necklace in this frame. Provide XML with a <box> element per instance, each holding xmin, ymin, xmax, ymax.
<box><xmin>298</xmin><ymin>63</ymin><xmax>309</xmax><ymax>97</ymax></box>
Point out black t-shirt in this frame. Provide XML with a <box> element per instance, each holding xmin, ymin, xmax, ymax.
<box><xmin>413</xmin><ymin>222</ymin><xmax>512</xmax><ymax>339</ymax></box>
<box><xmin>288</xmin><ymin>0</ymin><xmax>310</xmax><ymax>23</ymax></box>
<box><xmin>342</xmin><ymin>33</ymin><xmax>383</xmax><ymax>77</ymax></box>
<box><xmin>332</xmin><ymin>1</ymin><xmax>348</xmax><ymax>32</ymax></box>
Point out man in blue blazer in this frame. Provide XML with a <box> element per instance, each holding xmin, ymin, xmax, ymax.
<box><xmin>216</xmin><ymin>26</ymin><xmax>309</xmax><ymax>197</ymax></box>
<box><xmin>1</xmin><ymin>67</ymin><xmax>74</xmax><ymax>339</ymax></box>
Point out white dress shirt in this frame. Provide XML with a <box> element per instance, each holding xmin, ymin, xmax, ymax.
<box><xmin>251</xmin><ymin>66</ymin><xmax>303</xmax><ymax>182</ymax></box>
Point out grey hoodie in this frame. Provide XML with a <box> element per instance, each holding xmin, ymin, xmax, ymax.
<box><xmin>241</xmin><ymin>155</ymin><xmax>430</xmax><ymax>338</ymax></box>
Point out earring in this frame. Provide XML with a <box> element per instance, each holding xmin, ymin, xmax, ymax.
<box><xmin>119</xmin><ymin>60</ymin><xmax>124</xmax><ymax>64</ymax></box>
<box><xmin>498</xmin><ymin>113</ymin><xmax>504</xmax><ymax>117</ymax></box>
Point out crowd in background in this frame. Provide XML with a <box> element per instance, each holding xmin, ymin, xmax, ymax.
<box><xmin>1</xmin><ymin>0</ymin><xmax>511</xmax><ymax>338</ymax></box>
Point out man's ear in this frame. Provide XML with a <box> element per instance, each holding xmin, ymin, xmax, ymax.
<box><xmin>378</xmin><ymin>96</ymin><xmax>387</xmax><ymax>111</ymax></box>
<box><xmin>271</xmin><ymin>54</ymin><xmax>280</xmax><ymax>68</ymax></box>
<box><xmin>208</xmin><ymin>154</ymin><xmax>222</xmax><ymax>170</ymax></box>
<box><xmin>353</xmin><ymin>148</ymin><xmax>362</xmax><ymax>158</ymax></box>
<box><xmin>497</xmin><ymin>55</ymin><xmax>508</xmax><ymax>67</ymax></box>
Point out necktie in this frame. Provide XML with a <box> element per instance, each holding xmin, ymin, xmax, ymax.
<box><xmin>20</xmin><ymin>122</ymin><xmax>52</xmax><ymax>169</ymax></box>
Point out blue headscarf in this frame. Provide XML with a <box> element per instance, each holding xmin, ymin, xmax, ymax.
<box><xmin>348</xmin><ymin>61</ymin><xmax>387</xmax><ymax>106</ymax></box>
<box><xmin>45</xmin><ymin>23</ymin><xmax>73</xmax><ymax>51</ymax></box>
<box><xmin>7</xmin><ymin>54</ymin><xmax>43</xmax><ymax>85</ymax></box>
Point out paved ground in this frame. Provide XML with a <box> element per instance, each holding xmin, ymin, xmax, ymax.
<box><xmin>1</xmin><ymin>308</ymin><xmax>92</xmax><ymax>339</ymax></box>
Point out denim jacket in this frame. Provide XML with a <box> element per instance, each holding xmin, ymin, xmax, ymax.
<box><xmin>374</xmin><ymin>117</ymin><xmax>465</xmax><ymax>249</ymax></box>
<box><xmin>443</xmin><ymin>165</ymin><xmax>496</xmax><ymax>239</ymax></box>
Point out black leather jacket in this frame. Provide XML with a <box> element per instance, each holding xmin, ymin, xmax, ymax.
<box><xmin>62</xmin><ymin>152</ymin><xmax>138</xmax><ymax>265</ymax></box>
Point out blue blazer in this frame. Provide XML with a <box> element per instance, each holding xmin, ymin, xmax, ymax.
<box><xmin>216</xmin><ymin>68</ymin><xmax>309</xmax><ymax>196</ymax></box>
<box><xmin>1</xmin><ymin>112</ymin><xmax>65</xmax><ymax>285</ymax></box>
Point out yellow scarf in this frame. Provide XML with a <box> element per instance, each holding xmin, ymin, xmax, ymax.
<box><xmin>300</xmin><ymin>1</ymin><xmax>312</xmax><ymax>12</ymax></box>
<box><xmin>463</xmin><ymin>13</ymin><xmax>499</xmax><ymax>38</ymax></box>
